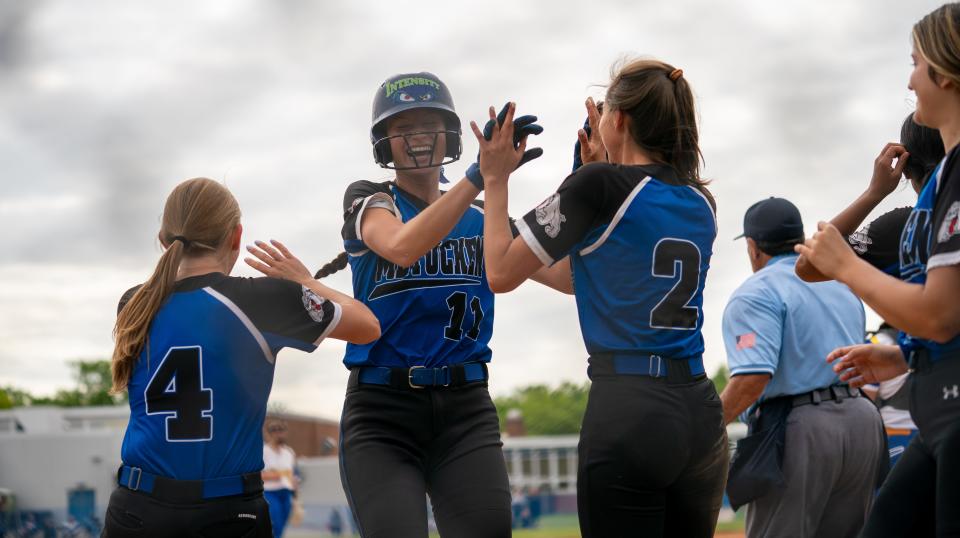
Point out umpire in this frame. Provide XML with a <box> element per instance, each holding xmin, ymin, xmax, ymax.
<box><xmin>719</xmin><ymin>197</ymin><xmax>886</xmax><ymax>538</ymax></box>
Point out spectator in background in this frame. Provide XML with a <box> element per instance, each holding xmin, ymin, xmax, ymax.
<box><xmin>720</xmin><ymin>197</ymin><xmax>886</xmax><ymax>538</ymax></box>
<box><xmin>263</xmin><ymin>420</ymin><xmax>297</xmax><ymax>538</ymax></box>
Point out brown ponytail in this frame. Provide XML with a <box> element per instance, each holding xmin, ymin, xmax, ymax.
<box><xmin>111</xmin><ymin>178</ymin><xmax>241</xmax><ymax>393</ymax></box>
<box><xmin>315</xmin><ymin>251</ymin><xmax>349</xmax><ymax>279</ymax></box>
<box><xmin>604</xmin><ymin>58</ymin><xmax>715</xmax><ymax>211</ymax></box>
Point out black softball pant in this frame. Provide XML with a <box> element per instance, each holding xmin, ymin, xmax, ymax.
<box><xmin>862</xmin><ymin>354</ymin><xmax>960</xmax><ymax>538</ymax></box>
<box><xmin>101</xmin><ymin>487</ymin><xmax>272</xmax><ymax>538</ymax></box>
<box><xmin>338</xmin><ymin>377</ymin><xmax>511</xmax><ymax>538</ymax></box>
<box><xmin>577</xmin><ymin>374</ymin><xmax>729</xmax><ymax>538</ymax></box>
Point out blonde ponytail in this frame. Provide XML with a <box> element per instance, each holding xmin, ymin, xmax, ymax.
<box><xmin>111</xmin><ymin>178</ymin><xmax>241</xmax><ymax>393</ymax></box>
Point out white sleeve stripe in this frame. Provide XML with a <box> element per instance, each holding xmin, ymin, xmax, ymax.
<box><xmin>687</xmin><ymin>185</ymin><xmax>718</xmax><ymax>233</ymax></box>
<box><xmin>202</xmin><ymin>287</ymin><xmax>275</xmax><ymax>365</ymax></box>
<box><xmin>355</xmin><ymin>193</ymin><xmax>399</xmax><ymax>241</ymax></box>
<box><xmin>579</xmin><ymin>177</ymin><xmax>651</xmax><ymax>256</ymax></box>
<box><xmin>927</xmin><ymin>250</ymin><xmax>960</xmax><ymax>270</ymax></box>
<box><xmin>730</xmin><ymin>365</ymin><xmax>776</xmax><ymax>376</ymax></box>
<box><xmin>515</xmin><ymin>218</ymin><xmax>555</xmax><ymax>267</ymax></box>
<box><xmin>314</xmin><ymin>301</ymin><xmax>343</xmax><ymax>345</ymax></box>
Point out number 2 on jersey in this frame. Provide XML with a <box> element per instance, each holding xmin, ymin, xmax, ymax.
<box><xmin>145</xmin><ymin>346</ymin><xmax>213</xmax><ymax>442</ymax></box>
<box><xmin>444</xmin><ymin>291</ymin><xmax>484</xmax><ymax>341</ymax></box>
<box><xmin>650</xmin><ymin>238</ymin><xmax>701</xmax><ymax>330</ymax></box>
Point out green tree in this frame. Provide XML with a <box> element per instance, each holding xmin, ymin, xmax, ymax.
<box><xmin>711</xmin><ymin>364</ymin><xmax>729</xmax><ymax>396</ymax></box>
<box><xmin>2</xmin><ymin>360</ymin><xmax>126</xmax><ymax>408</ymax></box>
<box><xmin>494</xmin><ymin>382</ymin><xmax>590</xmax><ymax>435</ymax></box>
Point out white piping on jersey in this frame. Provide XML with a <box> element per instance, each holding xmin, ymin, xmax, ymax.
<box><xmin>314</xmin><ymin>301</ymin><xmax>343</xmax><ymax>345</ymax></box>
<box><xmin>686</xmin><ymin>186</ymin><xmax>718</xmax><ymax>233</ymax></box>
<box><xmin>579</xmin><ymin>177</ymin><xmax>652</xmax><ymax>256</ymax></box>
<box><xmin>202</xmin><ymin>287</ymin><xmax>275</xmax><ymax>365</ymax></box>
<box><xmin>935</xmin><ymin>155</ymin><xmax>947</xmax><ymax>194</ymax></box>
<box><xmin>928</xmin><ymin>250</ymin><xmax>960</xmax><ymax>271</ymax></box>
<box><xmin>469</xmin><ymin>202</ymin><xmax>485</xmax><ymax>215</ymax></box>
<box><xmin>516</xmin><ymin>218</ymin><xmax>555</xmax><ymax>266</ymax></box>
<box><xmin>355</xmin><ymin>192</ymin><xmax>399</xmax><ymax>242</ymax></box>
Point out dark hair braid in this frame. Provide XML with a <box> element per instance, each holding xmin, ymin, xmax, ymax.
<box><xmin>315</xmin><ymin>251</ymin><xmax>349</xmax><ymax>279</ymax></box>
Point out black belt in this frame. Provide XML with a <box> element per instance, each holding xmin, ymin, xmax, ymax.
<box><xmin>117</xmin><ymin>465</ymin><xmax>263</xmax><ymax>503</ymax></box>
<box><xmin>350</xmin><ymin>362</ymin><xmax>488</xmax><ymax>390</ymax></box>
<box><xmin>587</xmin><ymin>353</ymin><xmax>706</xmax><ymax>384</ymax></box>
<box><xmin>791</xmin><ymin>385</ymin><xmax>860</xmax><ymax>407</ymax></box>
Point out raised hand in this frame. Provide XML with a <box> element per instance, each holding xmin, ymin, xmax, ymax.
<box><xmin>794</xmin><ymin>222</ymin><xmax>857</xmax><ymax>281</ymax></box>
<box><xmin>245</xmin><ymin>239</ymin><xmax>313</xmax><ymax>286</ymax></box>
<box><xmin>470</xmin><ymin>103</ymin><xmax>529</xmax><ymax>187</ymax></box>
<box><xmin>576</xmin><ymin>97</ymin><xmax>606</xmax><ymax>166</ymax></box>
<box><xmin>826</xmin><ymin>343</ymin><xmax>908</xmax><ymax>387</ymax></box>
<box><xmin>868</xmin><ymin>142</ymin><xmax>910</xmax><ymax>198</ymax></box>
<box><xmin>465</xmin><ymin>102</ymin><xmax>543</xmax><ymax>190</ymax></box>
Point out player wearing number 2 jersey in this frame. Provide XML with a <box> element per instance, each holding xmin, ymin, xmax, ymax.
<box><xmin>310</xmin><ymin>73</ymin><xmax>564</xmax><ymax>538</ymax></box>
<box><xmin>478</xmin><ymin>59</ymin><xmax>727</xmax><ymax>537</ymax></box>
<box><xmin>103</xmin><ymin>178</ymin><xmax>379</xmax><ymax>537</ymax></box>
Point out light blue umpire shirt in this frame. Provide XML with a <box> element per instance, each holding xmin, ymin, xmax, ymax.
<box><xmin>722</xmin><ymin>254</ymin><xmax>865</xmax><ymax>402</ymax></box>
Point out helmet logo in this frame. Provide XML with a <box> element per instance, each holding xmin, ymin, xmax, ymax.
<box><xmin>385</xmin><ymin>76</ymin><xmax>441</xmax><ymax>100</ymax></box>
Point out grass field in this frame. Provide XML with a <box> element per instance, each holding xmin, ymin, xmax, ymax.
<box><xmin>288</xmin><ymin>512</ymin><xmax>747</xmax><ymax>537</ymax></box>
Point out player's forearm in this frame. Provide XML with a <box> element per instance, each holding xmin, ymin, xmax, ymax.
<box><xmin>482</xmin><ymin>180</ymin><xmax>524</xmax><ymax>292</ymax></box>
<box><xmin>831</xmin><ymin>190</ymin><xmax>886</xmax><ymax>236</ymax></box>
<box><xmin>387</xmin><ymin>180</ymin><xmax>481</xmax><ymax>265</ymax></box>
<box><xmin>837</xmin><ymin>259</ymin><xmax>960</xmax><ymax>342</ymax></box>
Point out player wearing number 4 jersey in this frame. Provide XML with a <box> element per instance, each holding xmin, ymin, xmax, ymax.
<box><xmin>103</xmin><ymin>178</ymin><xmax>379</xmax><ymax>538</ymax></box>
<box><xmin>479</xmin><ymin>59</ymin><xmax>727</xmax><ymax>537</ymax></box>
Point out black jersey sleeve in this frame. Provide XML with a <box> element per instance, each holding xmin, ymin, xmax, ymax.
<box><xmin>117</xmin><ymin>285</ymin><xmax>143</xmax><ymax>315</ymax></box>
<box><xmin>341</xmin><ymin>181</ymin><xmax>398</xmax><ymax>249</ymax></box>
<box><xmin>847</xmin><ymin>207</ymin><xmax>912</xmax><ymax>277</ymax></box>
<box><xmin>930</xmin><ymin>162</ymin><xmax>960</xmax><ymax>270</ymax></box>
<box><xmin>213</xmin><ymin>277</ymin><xmax>342</xmax><ymax>353</ymax></box>
<box><xmin>516</xmin><ymin>163</ymin><xmax>621</xmax><ymax>266</ymax></box>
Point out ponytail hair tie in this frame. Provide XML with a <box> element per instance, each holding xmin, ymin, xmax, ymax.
<box><xmin>669</xmin><ymin>68</ymin><xmax>683</xmax><ymax>82</ymax></box>
<box><xmin>171</xmin><ymin>235</ymin><xmax>192</xmax><ymax>248</ymax></box>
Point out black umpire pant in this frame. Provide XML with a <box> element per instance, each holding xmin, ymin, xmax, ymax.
<box><xmin>862</xmin><ymin>352</ymin><xmax>960</xmax><ymax>538</ymax></box>
<box><xmin>577</xmin><ymin>372</ymin><xmax>729</xmax><ymax>538</ymax></box>
<box><xmin>102</xmin><ymin>487</ymin><xmax>272</xmax><ymax>538</ymax></box>
<box><xmin>338</xmin><ymin>372</ymin><xmax>511</xmax><ymax>538</ymax></box>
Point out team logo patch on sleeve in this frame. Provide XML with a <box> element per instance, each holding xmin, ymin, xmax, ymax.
<box><xmin>736</xmin><ymin>333</ymin><xmax>756</xmax><ymax>351</ymax></box>
<box><xmin>301</xmin><ymin>287</ymin><xmax>328</xmax><ymax>323</ymax></box>
<box><xmin>535</xmin><ymin>193</ymin><xmax>566</xmax><ymax>239</ymax></box>
<box><xmin>937</xmin><ymin>201</ymin><xmax>960</xmax><ymax>243</ymax></box>
<box><xmin>848</xmin><ymin>224</ymin><xmax>872</xmax><ymax>254</ymax></box>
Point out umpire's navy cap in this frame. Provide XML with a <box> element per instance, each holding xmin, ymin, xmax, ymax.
<box><xmin>734</xmin><ymin>197</ymin><xmax>805</xmax><ymax>242</ymax></box>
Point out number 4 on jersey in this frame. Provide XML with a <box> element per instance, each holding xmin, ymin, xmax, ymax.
<box><xmin>145</xmin><ymin>346</ymin><xmax>214</xmax><ymax>442</ymax></box>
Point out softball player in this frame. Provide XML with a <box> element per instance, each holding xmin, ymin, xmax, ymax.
<box><xmin>103</xmin><ymin>178</ymin><xmax>379</xmax><ymax>537</ymax></box>
<box><xmin>799</xmin><ymin>5</ymin><xmax>960</xmax><ymax>535</ymax></box>
<box><xmin>477</xmin><ymin>59</ymin><xmax>727</xmax><ymax>538</ymax></box>
<box><xmin>310</xmin><ymin>72</ymin><xmax>559</xmax><ymax>538</ymax></box>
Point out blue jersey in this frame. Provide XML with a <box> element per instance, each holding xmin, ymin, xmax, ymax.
<box><xmin>340</xmin><ymin>181</ymin><xmax>493</xmax><ymax>368</ymax></box>
<box><xmin>516</xmin><ymin>163</ymin><xmax>716</xmax><ymax>358</ymax></box>
<box><xmin>897</xmin><ymin>148</ymin><xmax>960</xmax><ymax>361</ymax></box>
<box><xmin>117</xmin><ymin>273</ymin><xmax>340</xmax><ymax>479</ymax></box>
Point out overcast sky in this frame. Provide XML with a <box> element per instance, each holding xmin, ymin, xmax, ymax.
<box><xmin>0</xmin><ymin>0</ymin><xmax>942</xmax><ymax>419</ymax></box>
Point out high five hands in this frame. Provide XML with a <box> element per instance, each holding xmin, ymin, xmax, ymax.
<box><xmin>465</xmin><ymin>102</ymin><xmax>543</xmax><ymax>189</ymax></box>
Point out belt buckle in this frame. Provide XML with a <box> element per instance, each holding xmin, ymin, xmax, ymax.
<box><xmin>127</xmin><ymin>467</ymin><xmax>142</xmax><ymax>491</ymax></box>
<box><xmin>408</xmin><ymin>365</ymin><xmax>425</xmax><ymax>389</ymax></box>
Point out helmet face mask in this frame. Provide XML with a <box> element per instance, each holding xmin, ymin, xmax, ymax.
<box><xmin>371</xmin><ymin>72</ymin><xmax>463</xmax><ymax>169</ymax></box>
<box><xmin>372</xmin><ymin>129</ymin><xmax>460</xmax><ymax>170</ymax></box>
